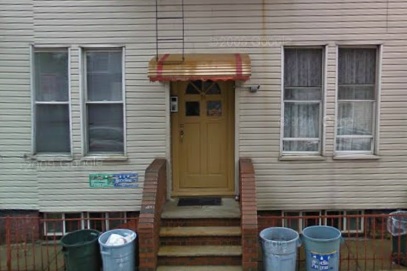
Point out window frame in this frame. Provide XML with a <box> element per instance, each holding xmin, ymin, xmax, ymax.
<box><xmin>334</xmin><ymin>45</ymin><xmax>381</xmax><ymax>156</ymax></box>
<box><xmin>80</xmin><ymin>46</ymin><xmax>127</xmax><ymax>157</ymax></box>
<box><xmin>31</xmin><ymin>46</ymin><xmax>72</xmax><ymax>156</ymax></box>
<box><xmin>280</xmin><ymin>46</ymin><xmax>326</xmax><ymax>156</ymax></box>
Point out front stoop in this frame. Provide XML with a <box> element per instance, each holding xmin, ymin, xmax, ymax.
<box><xmin>157</xmin><ymin>199</ymin><xmax>243</xmax><ymax>270</ymax></box>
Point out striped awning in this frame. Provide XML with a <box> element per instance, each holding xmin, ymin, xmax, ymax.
<box><xmin>148</xmin><ymin>53</ymin><xmax>251</xmax><ymax>82</ymax></box>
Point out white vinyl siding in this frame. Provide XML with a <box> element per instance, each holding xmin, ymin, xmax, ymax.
<box><xmin>0</xmin><ymin>0</ymin><xmax>37</xmax><ymax>209</ymax></box>
<box><xmin>282</xmin><ymin>48</ymin><xmax>323</xmax><ymax>154</ymax></box>
<box><xmin>1</xmin><ymin>0</ymin><xmax>407</xmax><ymax>212</ymax></box>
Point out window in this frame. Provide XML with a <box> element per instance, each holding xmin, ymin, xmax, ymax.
<box><xmin>282</xmin><ymin>210</ymin><xmax>364</xmax><ymax>233</ymax></box>
<box><xmin>33</xmin><ymin>49</ymin><xmax>70</xmax><ymax>153</ymax></box>
<box><xmin>336</xmin><ymin>48</ymin><xmax>377</xmax><ymax>153</ymax></box>
<box><xmin>84</xmin><ymin>48</ymin><xmax>125</xmax><ymax>154</ymax></box>
<box><xmin>282</xmin><ymin>48</ymin><xmax>324</xmax><ymax>153</ymax></box>
<box><xmin>43</xmin><ymin>212</ymin><xmax>127</xmax><ymax>236</ymax></box>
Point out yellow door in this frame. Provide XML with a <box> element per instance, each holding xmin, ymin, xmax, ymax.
<box><xmin>171</xmin><ymin>80</ymin><xmax>235</xmax><ymax>196</ymax></box>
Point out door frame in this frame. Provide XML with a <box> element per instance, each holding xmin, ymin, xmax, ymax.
<box><xmin>166</xmin><ymin>81</ymin><xmax>238</xmax><ymax>198</ymax></box>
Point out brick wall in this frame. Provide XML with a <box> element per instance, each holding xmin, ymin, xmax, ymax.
<box><xmin>138</xmin><ymin>158</ymin><xmax>167</xmax><ymax>271</ymax></box>
<box><xmin>239</xmin><ymin>158</ymin><xmax>259</xmax><ymax>271</ymax></box>
<box><xmin>0</xmin><ymin>210</ymin><xmax>40</xmax><ymax>244</ymax></box>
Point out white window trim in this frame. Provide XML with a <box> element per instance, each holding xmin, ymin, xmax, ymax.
<box><xmin>334</xmin><ymin>45</ymin><xmax>382</xmax><ymax>157</ymax></box>
<box><xmin>80</xmin><ymin>47</ymin><xmax>127</xmax><ymax>159</ymax></box>
<box><xmin>280</xmin><ymin>46</ymin><xmax>326</xmax><ymax>157</ymax></box>
<box><xmin>30</xmin><ymin>46</ymin><xmax>73</xmax><ymax>158</ymax></box>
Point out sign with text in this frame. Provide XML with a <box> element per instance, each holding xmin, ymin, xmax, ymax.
<box><xmin>89</xmin><ymin>173</ymin><xmax>138</xmax><ymax>188</ymax></box>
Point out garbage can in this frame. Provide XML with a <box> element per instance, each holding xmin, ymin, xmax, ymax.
<box><xmin>388</xmin><ymin>210</ymin><xmax>407</xmax><ymax>266</ymax></box>
<box><xmin>259</xmin><ymin>227</ymin><xmax>300</xmax><ymax>271</ymax></box>
<box><xmin>60</xmin><ymin>229</ymin><xmax>101</xmax><ymax>271</ymax></box>
<box><xmin>302</xmin><ymin>226</ymin><xmax>342</xmax><ymax>271</ymax></box>
<box><xmin>98</xmin><ymin>229</ymin><xmax>137</xmax><ymax>271</ymax></box>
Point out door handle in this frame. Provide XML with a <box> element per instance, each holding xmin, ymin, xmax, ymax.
<box><xmin>180</xmin><ymin>129</ymin><xmax>184</xmax><ymax>142</ymax></box>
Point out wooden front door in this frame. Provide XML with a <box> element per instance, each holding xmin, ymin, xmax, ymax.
<box><xmin>171</xmin><ymin>80</ymin><xmax>235</xmax><ymax>196</ymax></box>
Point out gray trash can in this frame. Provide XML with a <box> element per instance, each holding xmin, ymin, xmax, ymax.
<box><xmin>98</xmin><ymin>229</ymin><xmax>137</xmax><ymax>271</ymax></box>
<box><xmin>259</xmin><ymin>227</ymin><xmax>300</xmax><ymax>271</ymax></box>
<box><xmin>302</xmin><ymin>226</ymin><xmax>342</xmax><ymax>271</ymax></box>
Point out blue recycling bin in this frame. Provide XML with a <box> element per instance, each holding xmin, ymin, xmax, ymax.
<box><xmin>98</xmin><ymin>229</ymin><xmax>137</xmax><ymax>271</ymax></box>
<box><xmin>302</xmin><ymin>226</ymin><xmax>342</xmax><ymax>271</ymax></box>
<box><xmin>259</xmin><ymin>227</ymin><xmax>300</xmax><ymax>271</ymax></box>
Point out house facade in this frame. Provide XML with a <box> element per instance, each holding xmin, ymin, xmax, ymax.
<box><xmin>1</xmin><ymin>0</ymin><xmax>407</xmax><ymax>235</ymax></box>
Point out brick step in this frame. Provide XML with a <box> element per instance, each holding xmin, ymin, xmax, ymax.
<box><xmin>161</xmin><ymin>218</ymin><xmax>240</xmax><ymax>227</ymax></box>
<box><xmin>158</xmin><ymin>245</ymin><xmax>242</xmax><ymax>266</ymax></box>
<box><xmin>160</xmin><ymin>236</ymin><xmax>241</xmax><ymax>246</ymax></box>
<box><xmin>160</xmin><ymin>226</ymin><xmax>242</xmax><ymax>237</ymax></box>
<box><xmin>158</xmin><ymin>255</ymin><xmax>241</xmax><ymax>266</ymax></box>
<box><xmin>157</xmin><ymin>266</ymin><xmax>243</xmax><ymax>271</ymax></box>
<box><xmin>158</xmin><ymin>245</ymin><xmax>242</xmax><ymax>257</ymax></box>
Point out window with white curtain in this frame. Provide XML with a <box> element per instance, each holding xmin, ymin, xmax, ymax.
<box><xmin>84</xmin><ymin>48</ymin><xmax>124</xmax><ymax>154</ymax></box>
<box><xmin>282</xmin><ymin>48</ymin><xmax>323</xmax><ymax>153</ymax></box>
<box><xmin>336</xmin><ymin>48</ymin><xmax>377</xmax><ymax>153</ymax></box>
<box><xmin>33</xmin><ymin>49</ymin><xmax>70</xmax><ymax>153</ymax></box>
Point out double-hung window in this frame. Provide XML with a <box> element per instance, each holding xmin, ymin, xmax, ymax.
<box><xmin>33</xmin><ymin>49</ymin><xmax>70</xmax><ymax>154</ymax></box>
<box><xmin>282</xmin><ymin>48</ymin><xmax>324</xmax><ymax>154</ymax></box>
<box><xmin>83</xmin><ymin>48</ymin><xmax>125</xmax><ymax>155</ymax></box>
<box><xmin>336</xmin><ymin>48</ymin><xmax>377</xmax><ymax>153</ymax></box>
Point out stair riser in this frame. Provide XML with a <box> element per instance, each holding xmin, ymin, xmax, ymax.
<box><xmin>160</xmin><ymin>236</ymin><xmax>241</xmax><ymax>246</ymax></box>
<box><xmin>158</xmin><ymin>256</ymin><xmax>241</xmax><ymax>266</ymax></box>
<box><xmin>162</xmin><ymin>218</ymin><xmax>240</xmax><ymax>227</ymax></box>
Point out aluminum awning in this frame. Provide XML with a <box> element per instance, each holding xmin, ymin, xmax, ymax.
<box><xmin>148</xmin><ymin>53</ymin><xmax>251</xmax><ymax>82</ymax></box>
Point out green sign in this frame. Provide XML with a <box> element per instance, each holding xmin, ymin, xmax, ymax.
<box><xmin>89</xmin><ymin>173</ymin><xmax>138</xmax><ymax>188</ymax></box>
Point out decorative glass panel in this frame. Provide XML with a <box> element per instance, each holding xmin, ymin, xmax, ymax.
<box><xmin>207</xmin><ymin>101</ymin><xmax>222</xmax><ymax>117</ymax></box>
<box><xmin>186</xmin><ymin>80</ymin><xmax>221</xmax><ymax>95</ymax></box>
<box><xmin>185</xmin><ymin>101</ymin><xmax>200</xmax><ymax>116</ymax></box>
<box><xmin>205</xmin><ymin>81</ymin><xmax>221</xmax><ymax>95</ymax></box>
<box><xmin>186</xmin><ymin>81</ymin><xmax>201</xmax><ymax>94</ymax></box>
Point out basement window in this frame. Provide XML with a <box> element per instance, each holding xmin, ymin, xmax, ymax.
<box><xmin>43</xmin><ymin>212</ymin><xmax>127</xmax><ymax>237</ymax></box>
<box><xmin>282</xmin><ymin>210</ymin><xmax>364</xmax><ymax>233</ymax></box>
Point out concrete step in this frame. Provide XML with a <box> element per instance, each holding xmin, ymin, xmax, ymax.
<box><xmin>158</xmin><ymin>245</ymin><xmax>242</xmax><ymax>257</ymax></box>
<box><xmin>160</xmin><ymin>226</ymin><xmax>241</xmax><ymax>237</ymax></box>
<box><xmin>157</xmin><ymin>266</ymin><xmax>243</xmax><ymax>271</ymax></box>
